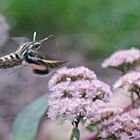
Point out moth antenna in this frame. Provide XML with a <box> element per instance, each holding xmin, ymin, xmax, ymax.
<box><xmin>40</xmin><ymin>34</ymin><xmax>54</xmax><ymax>43</ymax></box>
<box><xmin>33</xmin><ymin>32</ymin><xmax>37</xmax><ymax>42</ymax></box>
<box><xmin>40</xmin><ymin>34</ymin><xmax>62</xmax><ymax>58</ymax></box>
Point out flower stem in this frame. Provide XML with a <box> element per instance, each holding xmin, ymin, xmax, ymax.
<box><xmin>70</xmin><ymin>117</ymin><xmax>80</xmax><ymax>140</ymax></box>
<box><xmin>69</xmin><ymin>132</ymin><xmax>74</xmax><ymax>140</ymax></box>
<box><xmin>136</xmin><ymin>92</ymin><xmax>140</xmax><ymax>99</ymax></box>
<box><xmin>131</xmin><ymin>92</ymin><xmax>135</xmax><ymax>108</ymax></box>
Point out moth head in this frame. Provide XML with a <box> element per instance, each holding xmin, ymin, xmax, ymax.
<box><xmin>15</xmin><ymin>32</ymin><xmax>40</xmax><ymax>58</ymax></box>
<box><xmin>20</xmin><ymin>32</ymin><xmax>54</xmax><ymax>50</ymax></box>
<box><xmin>28</xmin><ymin>32</ymin><xmax>41</xmax><ymax>50</ymax></box>
<box><xmin>15</xmin><ymin>32</ymin><xmax>53</xmax><ymax>59</ymax></box>
<box><xmin>15</xmin><ymin>41</ymin><xmax>41</xmax><ymax>58</ymax></box>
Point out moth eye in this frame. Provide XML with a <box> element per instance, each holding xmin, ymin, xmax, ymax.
<box><xmin>31</xmin><ymin>43</ymin><xmax>40</xmax><ymax>49</ymax></box>
<box><xmin>35</xmin><ymin>44</ymin><xmax>40</xmax><ymax>47</ymax></box>
<box><xmin>35</xmin><ymin>42</ymin><xmax>40</xmax><ymax>46</ymax></box>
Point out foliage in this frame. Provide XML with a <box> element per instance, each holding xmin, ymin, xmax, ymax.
<box><xmin>12</xmin><ymin>93</ymin><xmax>48</xmax><ymax>140</ymax></box>
<box><xmin>72</xmin><ymin>127</ymin><xmax>80</xmax><ymax>140</ymax></box>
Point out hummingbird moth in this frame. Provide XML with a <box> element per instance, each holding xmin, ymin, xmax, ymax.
<box><xmin>0</xmin><ymin>32</ymin><xmax>66</xmax><ymax>75</ymax></box>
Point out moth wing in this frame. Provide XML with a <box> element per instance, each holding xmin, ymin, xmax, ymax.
<box><xmin>38</xmin><ymin>34</ymin><xmax>65</xmax><ymax>60</ymax></box>
<box><xmin>0</xmin><ymin>37</ymin><xmax>29</xmax><ymax>56</ymax></box>
<box><xmin>27</xmin><ymin>50</ymin><xmax>66</xmax><ymax>75</ymax></box>
<box><xmin>39</xmin><ymin>59</ymin><xmax>66</xmax><ymax>67</ymax></box>
<box><xmin>11</xmin><ymin>37</ymin><xmax>30</xmax><ymax>45</ymax></box>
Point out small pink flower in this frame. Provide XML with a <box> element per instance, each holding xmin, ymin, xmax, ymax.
<box><xmin>102</xmin><ymin>48</ymin><xmax>140</xmax><ymax>69</ymax></box>
<box><xmin>86</xmin><ymin>106</ymin><xmax>123</xmax><ymax>125</ymax></box>
<box><xmin>118</xmin><ymin>132</ymin><xmax>130</xmax><ymax>140</ymax></box>
<box><xmin>48</xmin><ymin>67</ymin><xmax>112</xmax><ymax>102</ymax></box>
<box><xmin>48</xmin><ymin>66</ymin><xmax>112</xmax><ymax>124</ymax></box>
<box><xmin>131</xmin><ymin>130</ymin><xmax>140</xmax><ymax>139</ymax></box>
<box><xmin>48</xmin><ymin>98</ymin><xmax>95</xmax><ymax>122</ymax></box>
<box><xmin>86</xmin><ymin>107</ymin><xmax>140</xmax><ymax>140</ymax></box>
<box><xmin>113</xmin><ymin>71</ymin><xmax>140</xmax><ymax>92</ymax></box>
<box><xmin>48</xmin><ymin>66</ymin><xmax>97</xmax><ymax>88</ymax></box>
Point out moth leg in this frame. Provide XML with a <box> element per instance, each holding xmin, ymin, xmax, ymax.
<box><xmin>22</xmin><ymin>60</ymin><xmax>28</xmax><ymax>66</ymax></box>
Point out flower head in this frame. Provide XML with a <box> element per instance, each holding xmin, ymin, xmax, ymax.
<box><xmin>87</xmin><ymin>107</ymin><xmax>140</xmax><ymax>139</ymax></box>
<box><xmin>102</xmin><ymin>48</ymin><xmax>140</xmax><ymax>70</ymax></box>
<box><xmin>48</xmin><ymin>66</ymin><xmax>97</xmax><ymax>88</ymax></box>
<box><xmin>48</xmin><ymin>98</ymin><xmax>95</xmax><ymax>122</ymax></box>
<box><xmin>48</xmin><ymin>66</ymin><xmax>112</xmax><ymax>124</ymax></box>
<box><xmin>49</xmin><ymin>67</ymin><xmax>112</xmax><ymax>102</ymax></box>
<box><xmin>85</xmin><ymin>105</ymin><xmax>123</xmax><ymax>126</ymax></box>
<box><xmin>113</xmin><ymin>71</ymin><xmax>140</xmax><ymax>92</ymax></box>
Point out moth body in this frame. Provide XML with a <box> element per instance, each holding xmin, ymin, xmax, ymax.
<box><xmin>0</xmin><ymin>32</ymin><xmax>66</xmax><ymax>74</ymax></box>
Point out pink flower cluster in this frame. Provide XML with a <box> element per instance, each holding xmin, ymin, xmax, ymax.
<box><xmin>113</xmin><ymin>71</ymin><xmax>140</xmax><ymax>92</ymax></box>
<box><xmin>48</xmin><ymin>98</ymin><xmax>95</xmax><ymax>122</ymax></box>
<box><xmin>85</xmin><ymin>106</ymin><xmax>123</xmax><ymax>125</ymax></box>
<box><xmin>48</xmin><ymin>66</ymin><xmax>96</xmax><ymax>88</ymax></box>
<box><xmin>102</xmin><ymin>48</ymin><xmax>140</xmax><ymax>69</ymax></box>
<box><xmin>0</xmin><ymin>15</ymin><xmax>9</xmax><ymax>46</ymax></box>
<box><xmin>86</xmin><ymin>107</ymin><xmax>140</xmax><ymax>140</ymax></box>
<box><xmin>48</xmin><ymin>67</ymin><xmax>112</xmax><ymax>102</ymax></box>
<box><xmin>47</xmin><ymin>66</ymin><xmax>112</xmax><ymax>122</ymax></box>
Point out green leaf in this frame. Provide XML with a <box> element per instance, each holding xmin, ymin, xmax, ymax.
<box><xmin>12</xmin><ymin>93</ymin><xmax>49</xmax><ymax>140</ymax></box>
<box><xmin>86</xmin><ymin>124</ymin><xmax>96</xmax><ymax>132</ymax></box>
<box><xmin>72</xmin><ymin>127</ymin><xmax>80</xmax><ymax>140</ymax></box>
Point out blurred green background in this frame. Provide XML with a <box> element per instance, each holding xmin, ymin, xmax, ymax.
<box><xmin>1</xmin><ymin>0</ymin><xmax>140</xmax><ymax>59</ymax></box>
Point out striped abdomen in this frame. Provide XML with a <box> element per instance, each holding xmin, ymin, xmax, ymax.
<box><xmin>0</xmin><ymin>53</ymin><xmax>22</xmax><ymax>68</ymax></box>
